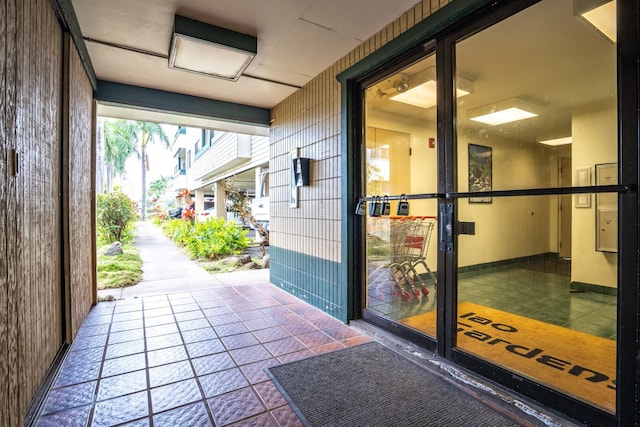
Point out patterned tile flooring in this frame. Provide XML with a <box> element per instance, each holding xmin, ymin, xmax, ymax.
<box><xmin>35</xmin><ymin>283</ymin><xmax>371</xmax><ymax>427</ymax></box>
<box><xmin>368</xmin><ymin>261</ymin><xmax>617</xmax><ymax>340</ymax></box>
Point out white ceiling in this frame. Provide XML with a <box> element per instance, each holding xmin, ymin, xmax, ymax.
<box><xmin>72</xmin><ymin>0</ymin><xmax>616</xmax><ymax>142</ymax></box>
<box><xmin>71</xmin><ymin>0</ymin><xmax>421</xmax><ymax>128</ymax></box>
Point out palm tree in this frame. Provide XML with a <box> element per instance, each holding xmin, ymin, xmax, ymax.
<box><xmin>148</xmin><ymin>176</ymin><xmax>172</xmax><ymax>201</ymax></box>
<box><xmin>135</xmin><ymin>122</ymin><xmax>169</xmax><ymax>220</ymax></box>
<box><xmin>102</xmin><ymin>119</ymin><xmax>138</xmax><ymax>192</ymax></box>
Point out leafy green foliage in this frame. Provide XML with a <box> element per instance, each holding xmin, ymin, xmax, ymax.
<box><xmin>97</xmin><ymin>244</ymin><xmax>143</xmax><ymax>289</ymax></box>
<box><xmin>161</xmin><ymin>218</ymin><xmax>248</xmax><ymax>259</ymax></box>
<box><xmin>149</xmin><ymin>175</ymin><xmax>172</xmax><ymax>200</ymax></box>
<box><xmin>103</xmin><ymin>120</ymin><xmax>139</xmax><ymax>175</ymax></box>
<box><xmin>223</xmin><ymin>177</ymin><xmax>269</xmax><ymax>248</ymax></box>
<box><xmin>97</xmin><ymin>192</ymin><xmax>137</xmax><ymax>244</ymax></box>
<box><xmin>137</xmin><ymin>121</ymin><xmax>170</xmax><ymax>221</ymax></box>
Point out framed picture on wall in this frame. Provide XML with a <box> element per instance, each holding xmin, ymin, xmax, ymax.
<box><xmin>468</xmin><ymin>144</ymin><xmax>492</xmax><ymax>203</ymax></box>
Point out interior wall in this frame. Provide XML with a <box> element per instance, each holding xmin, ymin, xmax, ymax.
<box><xmin>571</xmin><ymin>99</ymin><xmax>617</xmax><ymax>287</ymax></box>
<box><xmin>457</xmin><ymin>130</ymin><xmax>552</xmax><ymax>266</ymax></box>
<box><xmin>365</xmin><ymin>115</ymin><xmax>555</xmax><ymax>269</ymax></box>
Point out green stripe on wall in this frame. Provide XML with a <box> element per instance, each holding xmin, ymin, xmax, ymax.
<box><xmin>270</xmin><ymin>246</ymin><xmax>346</xmax><ymax>323</ymax></box>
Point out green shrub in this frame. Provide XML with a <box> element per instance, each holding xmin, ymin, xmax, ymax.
<box><xmin>161</xmin><ymin>217</ymin><xmax>248</xmax><ymax>259</ymax></box>
<box><xmin>97</xmin><ymin>192</ymin><xmax>137</xmax><ymax>244</ymax></box>
<box><xmin>161</xmin><ymin>218</ymin><xmax>244</xmax><ymax>258</ymax></box>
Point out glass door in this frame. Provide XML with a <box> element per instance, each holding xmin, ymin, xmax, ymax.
<box><xmin>452</xmin><ymin>0</ymin><xmax>618</xmax><ymax>415</ymax></box>
<box><xmin>362</xmin><ymin>54</ymin><xmax>439</xmax><ymax>340</ymax></box>
<box><xmin>354</xmin><ymin>0</ymin><xmax>638</xmax><ymax>422</ymax></box>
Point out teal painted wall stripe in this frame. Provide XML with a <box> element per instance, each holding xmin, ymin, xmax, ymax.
<box><xmin>270</xmin><ymin>246</ymin><xmax>346</xmax><ymax>323</ymax></box>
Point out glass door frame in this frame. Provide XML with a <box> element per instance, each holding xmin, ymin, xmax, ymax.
<box><xmin>354</xmin><ymin>42</ymin><xmax>443</xmax><ymax>353</ymax></box>
<box><xmin>341</xmin><ymin>0</ymin><xmax>639</xmax><ymax>424</ymax></box>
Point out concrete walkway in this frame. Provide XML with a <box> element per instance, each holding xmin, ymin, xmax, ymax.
<box><xmin>98</xmin><ymin>221</ymin><xmax>271</xmax><ymax>300</ymax></box>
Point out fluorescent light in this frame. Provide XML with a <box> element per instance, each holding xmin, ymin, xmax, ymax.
<box><xmin>538</xmin><ymin>136</ymin><xmax>573</xmax><ymax>146</ymax></box>
<box><xmin>389</xmin><ymin>68</ymin><xmax>474</xmax><ymax>109</ymax></box>
<box><xmin>468</xmin><ymin>98</ymin><xmax>539</xmax><ymax>126</ymax></box>
<box><xmin>471</xmin><ymin>108</ymin><xmax>537</xmax><ymax>126</ymax></box>
<box><xmin>574</xmin><ymin>0</ymin><xmax>616</xmax><ymax>43</ymax></box>
<box><xmin>169</xmin><ymin>15</ymin><xmax>257</xmax><ymax>81</ymax></box>
<box><xmin>391</xmin><ymin>80</ymin><xmax>437</xmax><ymax>108</ymax></box>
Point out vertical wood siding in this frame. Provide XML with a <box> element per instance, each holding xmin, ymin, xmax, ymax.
<box><xmin>0</xmin><ymin>0</ymin><xmax>17</xmax><ymax>426</ymax></box>
<box><xmin>269</xmin><ymin>0</ymin><xmax>451</xmax><ymax>319</ymax></box>
<box><xmin>67</xmin><ymin>35</ymin><xmax>94</xmax><ymax>339</ymax></box>
<box><xmin>17</xmin><ymin>0</ymin><xmax>63</xmax><ymax>419</ymax></box>
<box><xmin>2</xmin><ymin>0</ymin><xmax>65</xmax><ymax>423</ymax></box>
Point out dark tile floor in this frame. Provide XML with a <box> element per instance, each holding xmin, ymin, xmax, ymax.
<box><xmin>368</xmin><ymin>259</ymin><xmax>617</xmax><ymax>340</ymax></box>
<box><xmin>35</xmin><ymin>282</ymin><xmax>371</xmax><ymax>427</ymax></box>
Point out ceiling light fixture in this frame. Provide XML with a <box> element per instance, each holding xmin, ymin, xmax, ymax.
<box><xmin>389</xmin><ymin>68</ymin><xmax>474</xmax><ymax>109</ymax></box>
<box><xmin>537</xmin><ymin>136</ymin><xmax>573</xmax><ymax>146</ymax></box>
<box><xmin>468</xmin><ymin>98</ymin><xmax>539</xmax><ymax>126</ymax></box>
<box><xmin>169</xmin><ymin>15</ymin><xmax>257</xmax><ymax>81</ymax></box>
<box><xmin>574</xmin><ymin>0</ymin><xmax>616</xmax><ymax>43</ymax></box>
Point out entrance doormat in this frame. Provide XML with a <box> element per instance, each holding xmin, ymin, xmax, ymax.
<box><xmin>401</xmin><ymin>302</ymin><xmax>616</xmax><ymax>413</ymax></box>
<box><xmin>265</xmin><ymin>342</ymin><xmax>523</xmax><ymax>427</ymax></box>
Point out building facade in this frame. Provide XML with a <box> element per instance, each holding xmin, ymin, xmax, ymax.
<box><xmin>1</xmin><ymin>0</ymin><xmax>638</xmax><ymax>425</ymax></box>
<box><xmin>170</xmin><ymin>125</ymin><xmax>270</xmax><ymax>225</ymax></box>
<box><xmin>268</xmin><ymin>0</ymin><xmax>639</xmax><ymax>424</ymax></box>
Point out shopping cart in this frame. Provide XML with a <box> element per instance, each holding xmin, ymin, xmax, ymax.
<box><xmin>398</xmin><ymin>216</ymin><xmax>438</xmax><ymax>295</ymax></box>
<box><xmin>367</xmin><ymin>216</ymin><xmax>437</xmax><ymax>301</ymax></box>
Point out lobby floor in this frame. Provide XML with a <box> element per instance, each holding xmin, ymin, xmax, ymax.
<box><xmin>368</xmin><ymin>256</ymin><xmax>617</xmax><ymax>340</ymax></box>
<box><xmin>35</xmin><ymin>282</ymin><xmax>371</xmax><ymax>427</ymax></box>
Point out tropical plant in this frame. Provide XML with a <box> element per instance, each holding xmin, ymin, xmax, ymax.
<box><xmin>223</xmin><ymin>178</ymin><xmax>269</xmax><ymax>253</ymax></box>
<box><xmin>149</xmin><ymin>175</ymin><xmax>172</xmax><ymax>201</ymax></box>
<box><xmin>176</xmin><ymin>188</ymin><xmax>196</xmax><ymax>221</ymax></box>
<box><xmin>96</xmin><ymin>191</ymin><xmax>137</xmax><ymax>244</ymax></box>
<box><xmin>135</xmin><ymin>121</ymin><xmax>170</xmax><ymax>221</ymax></box>
<box><xmin>102</xmin><ymin>119</ymin><xmax>138</xmax><ymax>192</ymax></box>
<box><xmin>161</xmin><ymin>218</ymin><xmax>248</xmax><ymax>259</ymax></box>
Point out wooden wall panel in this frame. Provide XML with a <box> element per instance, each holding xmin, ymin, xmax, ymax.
<box><xmin>66</xmin><ymin>35</ymin><xmax>95</xmax><ymax>339</ymax></box>
<box><xmin>0</xmin><ymin>0</ymin><xmax>64</xmax><ymax>423</ymax></box>
<box><xmin>1</xmin><ymin>1</ymin><xmax>17</xmax><ymax>425</ymax></box>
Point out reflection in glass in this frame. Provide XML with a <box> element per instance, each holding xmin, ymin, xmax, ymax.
<box><xmin>454</xmin><ymin>0</ymin><xmax>617</xmax><ymax>412</ymax></box>
<box><xmin>363</xmin><ymin>55</ymin><xmax>438</xmax><ymax>335</ymax></box>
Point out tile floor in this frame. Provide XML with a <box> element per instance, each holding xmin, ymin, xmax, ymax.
<box><xmin>35</xmin><ymin>282</ymin><xmax>371</xmax><ymax>427</ymax></box>
<box><xmin>368</xmin><ymin>257</ymin><xmax>617</xmax><ymax>340</ymax></box>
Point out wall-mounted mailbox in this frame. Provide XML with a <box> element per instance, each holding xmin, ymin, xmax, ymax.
<box><xmin>293</xmin><ymin>157</ymin><xmax>311</xmax><ymax>187</ymax></box>
<box><xmin>595</xmin><ymin>162</ymin><xmax>618</xmax><ymax>253</ymax></box>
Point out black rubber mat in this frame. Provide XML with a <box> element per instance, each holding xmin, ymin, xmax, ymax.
<box><xmin>266</xmin><ymin>342</ymin><xmax>524</xmax><ymax>427</ymax></box>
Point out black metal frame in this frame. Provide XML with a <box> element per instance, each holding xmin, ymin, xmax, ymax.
<box><xmin>345</xmin><ymin>0</ymin><xmax>640</xmax><ymax>424</ymax></box>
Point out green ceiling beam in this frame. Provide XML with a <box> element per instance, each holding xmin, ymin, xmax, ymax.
<box><xmin>95</xmin><ymin>80</ymin><xmax>271</xmax><ymax>127</ymax></box>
